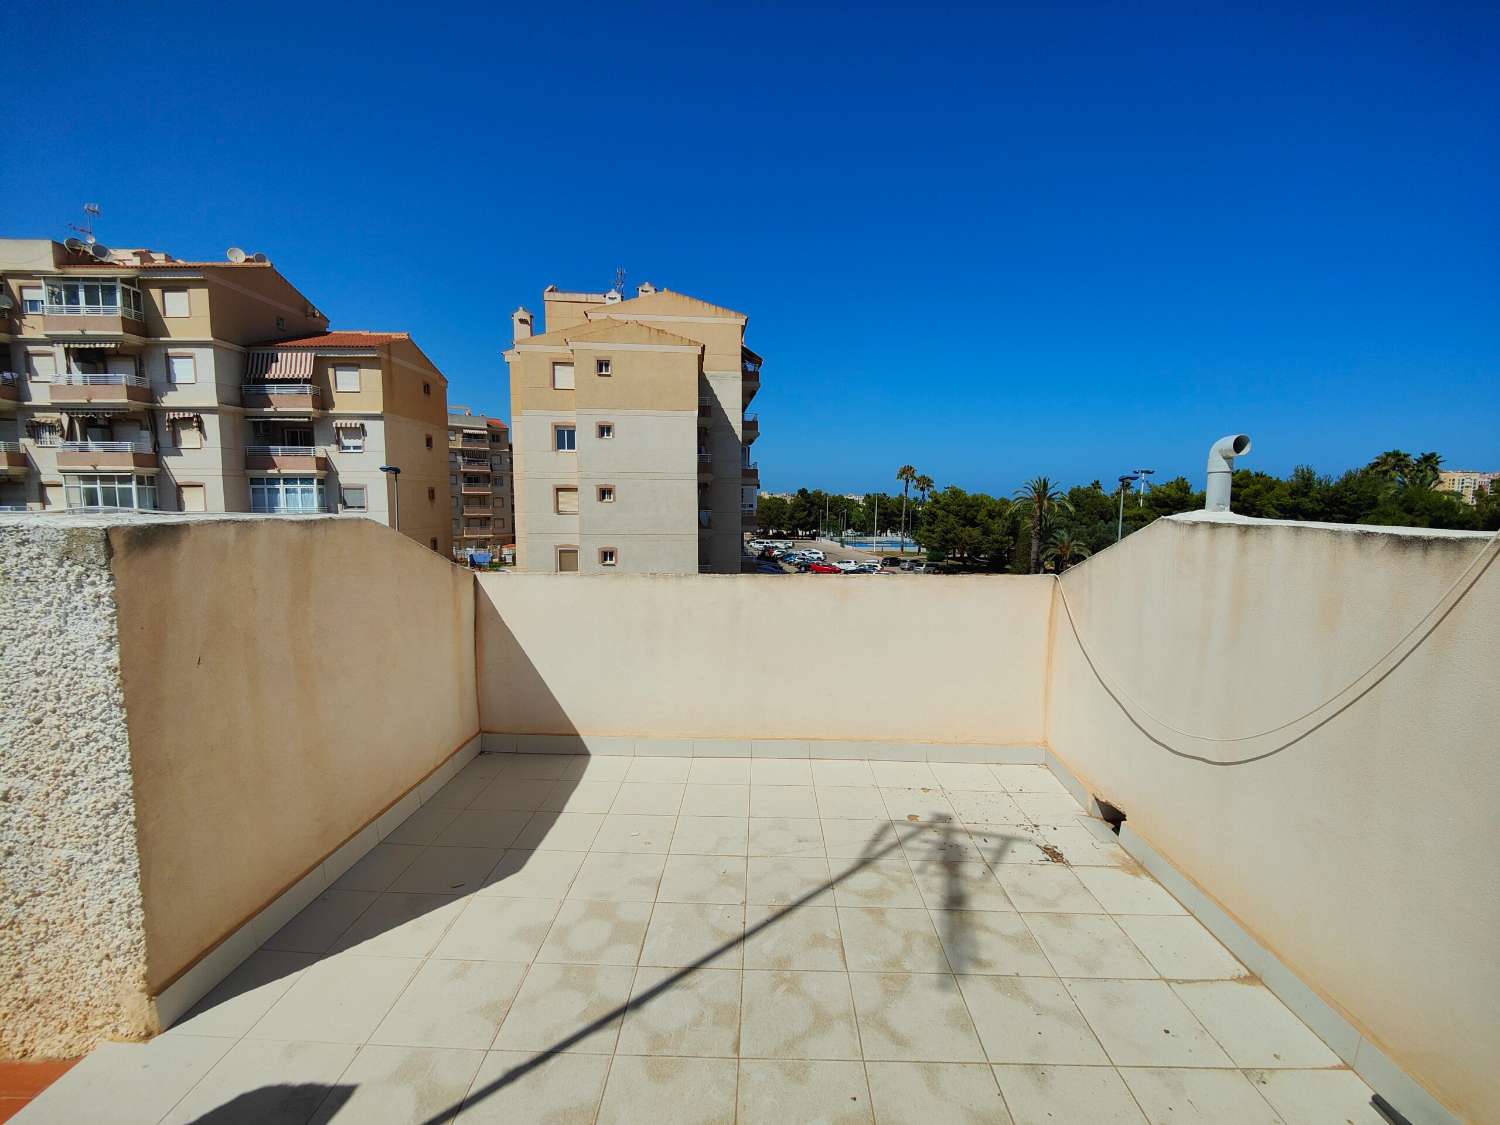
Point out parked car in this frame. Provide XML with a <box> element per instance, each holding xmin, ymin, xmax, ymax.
<box><xmin>853</xmin><ymin>562</ymin><xmax>880</xmax><ymax>574</ymax></box>
<box><xmin>808</xmin><ymin>561</ymin><xmax>841</xmax><ymax>574</ymax></box>
<box><xmin>801</xmin><ymin>548</ymin><xmax>826</xmax><ymax>561</ymax></box>
<box><xmin>832</xmin><ymin>559</ymin><xmax>861</xmax><ymax>573</ymax></box>
<box><xmin>880</xmin><ymin>557</ymin><xmax>903</xmax><ymax>569</ymax></box>
<box><xmin>755</xmin><ymin>561</ymin><xmax>786</xmax><ymax>575</ymax></box>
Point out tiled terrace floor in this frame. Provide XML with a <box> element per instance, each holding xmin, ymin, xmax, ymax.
<box><xmin>24</xmin><ymin>753</ymin><xmax>1383</xmax><ymax>1124</ymax></box>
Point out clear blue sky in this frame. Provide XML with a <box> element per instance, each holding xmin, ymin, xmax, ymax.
<box><xmin>6</xmin><ymin>2</ymin><xmax>1496</xmax><ymax>494</ymax></box>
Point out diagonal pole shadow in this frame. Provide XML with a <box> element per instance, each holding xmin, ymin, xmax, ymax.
<box><xmin>415</xmin><ymin>816</ymin><xmax>936</xmax><ymax>1125</ymax></box>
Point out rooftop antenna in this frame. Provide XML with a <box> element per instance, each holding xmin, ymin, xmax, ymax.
<box><xmin>68</xmin><ymin>203</ymin><xmax>102</xmax><ymax>245</ymax></box>
<box><xmin>613</xmin><ymin>266</ymin><xmax>626</xmax><ymax>294</ymax></box>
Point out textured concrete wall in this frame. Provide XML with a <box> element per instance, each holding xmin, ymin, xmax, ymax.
<box><xmin>0</xmin><ymin>523</ymin><xmax>151</xmax><ymax>1056</ymax></box>
<box><xmin>1046</xmin><ymin>513</ymin><xmax>1499</xmax><ymax>1121</ymax></box>
<box><xmin>476</xmin><ymin>572</ymin><xmax>1052</xmax><ymax>745</ymax></box>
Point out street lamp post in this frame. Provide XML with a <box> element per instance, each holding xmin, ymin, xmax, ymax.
<box><xmin>380</xmin><ymin>465</ymin><xmax>402</xmax><ymax>531</ymax></box>
<box><xmin>1117</xmin><ymin>474</ymin><xmax>1139</xmax><ymax>543</ymax></box>
<box><xmin>1133</xmin><ymin>467</ymin><xmax>1155</xmax><ymax>505</ymax></box>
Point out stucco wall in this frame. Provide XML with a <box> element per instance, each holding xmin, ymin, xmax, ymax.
<box><xmin>106</xmin><ymin>516</ymin><xmax>478</xmax><ymax>994</ymax></box>
<box><xmin>477</xmin><ymin>572</ymin><xmax>1052</xmax><ymax>745</ymax></box>
<box><xmin>1045</xmin><ymin>513</ymin><xmax>1499</xmax><ymax>1121</ymax></box>
<box><xmin>0</xmin><ymin>523</ymin><xmax>151</xmax><ymax>1057</ymax></box>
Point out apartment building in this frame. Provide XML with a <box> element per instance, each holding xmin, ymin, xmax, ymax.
<box><xmin>504</xmin><ymin>282</ymin><xmax>762</xmax><ymax>574</ymax></box>
<box><xmin>0</xmin><ymin>237</ymin><xmax>452</xmax><ymax>553</ymax></box>
<box><xmin>1437</xmin><ymin>469</ymin><xmax>1498</xmax><ymax>505</ymax></box>
<box><xmin>447</xmin><ymin>408</ymin><xmax>514</xmax><ymax>555</ymax></box>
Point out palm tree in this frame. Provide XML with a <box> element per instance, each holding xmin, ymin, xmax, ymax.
<box><xmin>1012</xmin><ymin>477</ymin><xmax>1069</xmax><ymax>574</ymax></box>
<box><xmin>1369</xmin><ymin>450</ymin><xmax>1414</xmax><ymax>482</ymax></box>
<box><xmin>896</xmin><ymin>465</ymin><xmax>917</xmax><ymax>554</ymax></box>
<box><xmin>915</xmin><ymin>474</ymin><xmax>934</xmax><ymax>504</ymax></box>
<box><xmin>1409</xmin><ymin>451</ymin><xmax>1443</xmax><ymax>490</ymax></box>
<box><xmin>1043</xmin><ymin>529</ymin><xmax>1092</xmax><ymax>574</ymax></box>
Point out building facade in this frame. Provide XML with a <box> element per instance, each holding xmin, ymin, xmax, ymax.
<box><xmin>1436</xmin><ymin>469</ymin><xmax>1498</xmax><ymax>505</ymax></box>
<box><xmin>504</xmin><ymin>283</ymin><xmax>762</xmax><ymax>574</ymax></box>
<box><xmin>0</xmin><ymin>238</ymin><xmax>452</xmax><ymax>554</ymax></box>
<box><xmin>447</xmin><ymin>408</ymin><xmax>513</xmax><ymax>556</ymax></box>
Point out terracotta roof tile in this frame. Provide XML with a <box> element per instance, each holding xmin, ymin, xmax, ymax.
<box><xmin>253</xmin><ymin>331</ymin><xmax>410</xmax><ymax>348</ymax></box>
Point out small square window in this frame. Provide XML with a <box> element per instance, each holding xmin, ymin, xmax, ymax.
<box><xmin>554</xmin><ymin>425</ymin><xmax>576</xmax><ymax>451</ymax></box>
<box><xmin>597</xmin><ymin>485</ymin><xmax>615</xmax><ymax>503</ymax></box>
<box><xmin>162</xmin><ymin>289</ymin><xmax>191</xmax><ymax>318</ymax></box>
<box><xmin>596</xmin><ymin>422</ymin><xmax>614</xmax><ymax>440</ymax></box>
<box><xmin>599</xmin><ymin>548</ymin><xmax>618</xmax><ymax>567</ymax></box>
<box><xmin>21</xmin><ymin>286</ymin><xmax>44</xmax><ymax>314</ymax></box>
<box><xmin>336</xmin><ymin>427</ymin><xmax>364</xmax><ymax>452</ymax></box>
<box><xmin>168</xmin><ymin>354</ymin><xmax>196</xmax><ymax>384</ymax></box>
<box><xmin>425</xmin><ymin>434</ymin><xmax>433</xmax><ymax>449</ymax></box>
<box><xmin>333</xmin><ymin>365</ymin><xmax>360</xmax><ymax>392</ymax></box>
<box><xmin>552</xmin><ymin>363</ymin><xmax>575</xmax><ymax>389</ymax></box>
<box><xmin>341</xmin><ymin>485</ymin><xmax>367</xmax><ymax>510</ymax></box>
<box><xmin>555</xmin><ymin>486</ymin><xmax>579</xmax><ymax>515</ymax></box>
<box><xmin>596</xmin><ymin>358</ymin><xmax>612</xmax><ymax>376</ymax></box>
<box><xmin>275</xmin><ymin>316</ymin><xmax>286</xmax><ymax>330</ymax></box>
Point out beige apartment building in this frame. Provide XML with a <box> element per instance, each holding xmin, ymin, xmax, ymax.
<box><xmin>504</xmin><ymin>283</ymin><xmax>762</xmax><ymax>574</ymax></box>
<box><xmin>1437</xmin><ymin>469</ymin><xmax>1498</xmax><ymax>505</ymax></box>
<box><xmin>448</xmin><ymin>408</ymin><xmax>514</xmax><ymax>556</ymax></box>
<box><xmin>0</xmin><ymin>238</ymin><xmax>452</xmax><ymax>553</ymax></box>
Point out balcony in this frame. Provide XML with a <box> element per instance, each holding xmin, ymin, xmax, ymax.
<box><xmin>40</xmin><ymin>305</ymin><xmax>148</xmax><ymax>338</ymax></box>
<box><xmin>698</xmin><ymin>395</ymin><xmax>712</xmax><ymax>426</ymax></box>
<box><xmin>462</xmin><ymin>501</ymin><xmax>494</xmax><ymax>516</ymax></box>
<box><xmin>2</xmin><ymin>509</ymin><xmax>1490</xmax><ymax>1125</ymax></box>
<box><xmin>742</xmin><ymin>460</ymin><xmax>759</xmax><ymax>480</ymax></box>
<box><xmin>698</xmin><ymin>508</ymin><xmax>712</xmax><ymax>528</ymax></box>
<box><xmin>460</xmin><ymin>482</ymin><xmax>492</xmax><ymax>495</ymax></box>
<box><xmin>743</xmin><ymin>413</ymin><xmax>759</xmax><ymax>441</ymax></box>
<box><xmin>54</xmin><ymin>440</ymin><xmax>157</xmax><ymax>470</ymax></box>
<box><xmin>459</xmin><ymin>526</ymin><xmax>493</xmax><ymax>540</ymax></box>
<box><xmin>49</xmin><ymin>372</ymin><xmax>152</xmax><ymax>407</ymax></box>
<box><xmin>244</xmin><ymin>445</ymin><xmax>328</xmax><ymax>472</ymax></box>
<box><xmin>242</xmin><ymin>383</ymin><xmax>322</xmax><ymax>411</ymax></box>
<box><xmin>0</xmin><ymin>441</ymin><xmax>29</xmax><ymax>473</ymax></box>
<box><xmin>0</xmin><ymin>371</ymin><xmax>20</xmax><ymax>410</ymax></box>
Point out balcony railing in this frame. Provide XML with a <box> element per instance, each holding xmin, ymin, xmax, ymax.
<box><xmin>243</xmin><ymin>383</ymin><xmax>321</xmax><ymax>401</ymax></box>
<box><xmin>247</xmin><ymin>444</ymin><xmax>319</xmax><ymax>456</ymax></box>
<box><xmin>56</xmin><ymin>373</ymin><xmax>150</xmax><ymax>388</ymax></box>
<box><xmin>42</xmin><ymin>302</ymin><xmax>144</xmax><ymax>320</ymax></box>
<box><xmin>697</xmin><ymin>452</ymin><xmax>713</xmax><ymax>463</ymax></box>
<box><xmin>0</xmin><ymin>441</ymin><xmax>23</xmax><ymax>453</ymax></box>
<box><xmin>698</xmin><ymin>510</ymin><xmax>712</xmax><ymax>528</ymax></box>
<box><xmin>59</xmin><ymin>440</ymin><xmax>153</xmax><ymax>453</ymax></box>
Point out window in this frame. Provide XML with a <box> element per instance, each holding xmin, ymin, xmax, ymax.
<box><xmin>21</xmin><ymin>287</ymin><xmax>43</xmax><ymax>314</ymax></box>
<box><xmin>557</xmin><ymin>547</ymin><xmax>579</xmax><ymax>573</ymax></box>
<box><xmin>554</xmin><ymin>425</ymin><xmax>576</xmax><ymax>452</ymax></box>
<box><xmin>597</xmin><ymin>485</ymin><xmax>615</xmax><ymax>503</ymax></box>
<box><xmin>27</xmin><ymin>351</ymin><xmax>56</xmax><ymax>382</ymax></box>
<box><xmin>64</xmin><ymin>474</ymin><xmax>158</xmax><ymax>511</ymax></box>
<box><xmin>427</xmin><ymin>487</ymin><xmax>436</xmax><ymax>502</ymax></box>
<box><xmin>596</xmin><ymin>358</ymin><xmax>612</xmax><ymax>376</ymax></box>
<box><xmin>173</xmin><ymin>418</ymin><xmax>203</xmax><ymax>450</ymax></box>
<box><xmin>423</xmin><ymin>381</ymin><xmax>432</xmax><ymax>396</ymax></box>
<box><xmin>168</xmin><ymin>354</ymin><xmax>196</xmax><ymax>384</ymax></box>
<box><xmin>275</xmin><ymin>316</ymin><xmax>286</xmax><ymax>330</ymax></box>
<box><xmin>554</xmin><ymin>486</ymin><xmax>579</xmax><ymax>515</ymax></box>
<box><xmin>332</xmin><ymin>365</ymin><xmax>359</xmax><ymax>392</ymax></box>
<box><xmin>29</xmin><ymin>421</ymin><xmax>59</xmax><ymax>446</ymax></box>
<box><xmin>336</xmin><ymin>426</ymin><xmax>364</xmax><ymax>452</ymax></box>
<box><xmin>249</xmin><ymin>476</ymin><xmax>325</xmax><ymax>512</ymax></box>
<box><xmin>599</xmin><ymin>548</ymin><xmax>618</xmax><ymax>567</ymax></box>
<box><xmin>283</xmin><ymin>424</ymin><xmax>313</xmax><ymax>446</ymax></box>
<box><xmin>597</xmin><ymin>422</ymin><xmax>614</xmax><ymax>440</ymax></box>
<box><xmin>425</xmin><ymin>434</ymin><xmax>434</xmax><ymax>449</ymax></box>
<box><xmin>178</xmin><ymin>483</ymin><xmax>205</xmax><ymax>512</ymax></box>
<box><xmin>552</xmin><ymin>362</ymin><xmax>575</xmax><ymax>389</ymax></box>
<box><xmin>341</xmin><ymin>484</ymin><xmax>367</xmax><ymax>511</ymax></box>
<box><xmin>162</xmin><ymin>289</ymin><xmax>190</xmax><ymax>318</ymax></box>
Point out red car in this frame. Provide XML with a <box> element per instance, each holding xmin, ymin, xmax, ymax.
<box><xmin>807</xmin><ymin>561</ymin><xmax>841</xmax><ymax>573</ymax></box>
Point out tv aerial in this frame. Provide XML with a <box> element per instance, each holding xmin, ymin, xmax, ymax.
<box><xmin>66</xmin><ymin>203</ymin><xmax>110</xmax><ymax>259</ymax></box>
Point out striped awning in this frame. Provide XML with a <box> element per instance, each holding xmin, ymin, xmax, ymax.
<box><xmin>27</xmin><ymin>414</ymin><xmax>64</xmax><ymax>428</ymax></box>
<box><xmin>60</xmin><ymin>341</ymin><xmax>121</xmax><ymax>352</ymax></box>
<box><xmin>332</xmin><ymin>419</ymin><xmax>365</xmax><ymax>429</ymax></box>
<box><xmin>245</xmin><ymin>349</ymin><xmax>315</xmax><ymax>380</ymax></box>
<box><xmin>166</xmin><ymin>411</ymin><xmax>201</xmax><ymax>421</ymax></box>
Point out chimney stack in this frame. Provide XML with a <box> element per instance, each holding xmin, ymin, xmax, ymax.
<box><xmin>637</xmin><ymin>281</ymin><xmax>657</xmax><ymax>296</ymax></box>
<box><xmin>512</xmin><ymin>307</ymin><xmax>533</xmax><ymax>343</ymax></box>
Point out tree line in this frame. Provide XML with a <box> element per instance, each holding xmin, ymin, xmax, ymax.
<box><xmin>755</xmin><ymin>450</ymin><xmax>1499</xmax><ymax>574</ymax></box>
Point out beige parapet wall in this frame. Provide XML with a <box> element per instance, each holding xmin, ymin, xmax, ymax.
<box><xmin>0</xmin><ymin>514</ymin><xmax>478</xmax><ymax>1056</ymax></box>
<box><xmin>476</xmin><ymin>571</ymin><xmax>1053</xmax><ymax>746</ymax></box>
<box><xmin>1045</xmin><ymin>513</ymin><xmax>1499</xmax><ymax>1122</ymax></box>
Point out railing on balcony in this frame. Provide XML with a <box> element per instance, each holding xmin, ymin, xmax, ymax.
<box><xmin>697</xmin><ymin>452</ymin><xmax>713</xmax><ymax>463</ymax></box>
<box><xmin>0</xmin><ymin>504</ymin><xmax>29</xmax><ymax>511</ymax></box>
<box><xmin>59</xmin><ymin>440</ymin><xmax>154</xmax><ymax>453</ymax></box>
<box><xmin>242</xmin><ymin>383</ymin><xmax>321</xmax><ymax>401</ymax></box>
<box><xmin>742</xmin><ymin>461</ymin><xmax>759</xmax><ymax>473</ymax></box>
<box><xmin>55</xmin><ymin>373</ymin><xmax>150</xmax><ymax>388</ymax></box>
<box><xmin>246</xmin><ymin>445</ymin><xmax>320</xmax><ymax>457</ymax></box>
<box><xmin>698</xmin><ymin>510</ymin><xmax>712</xmax><ymax>528</ymax></box>
<box><xmin>0</xmin><ymin>441</ymin><xmax>24</xmax><ymax>453</ymax></box>
<box><xmin>1</xmin><ymin>371</ymin><xmax>21</xmax><ymax>388</ymax></box>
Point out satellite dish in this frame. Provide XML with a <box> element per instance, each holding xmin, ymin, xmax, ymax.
<box><xmin>226</xmin><ymin>247</ymin><xmax>247</xmax><ymax>263</ymax></box>
<box><xmin>90</xmin><ymin>243</ymin><xmax>112</xmax><ymax>261</ymax></box>
<box><xmin>64</xmin><ymin>237</ymin><xmax>86</xmax><ymax>254</ymax></box>
<box><xmin>0</xmin><ymin>294</ymin><xmax>14</xmax><ymax>311</ymax></box>
<box><xmin>250</xmin><ymin>252</ymin><xmax>267</xmax><ymax>263</ymax></box>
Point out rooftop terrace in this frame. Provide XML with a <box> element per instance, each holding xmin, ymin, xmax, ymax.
<box><xmin>1</xmin><ymin>510</ymin><xmax>1494</xmax><ymax>1124</ymax></box>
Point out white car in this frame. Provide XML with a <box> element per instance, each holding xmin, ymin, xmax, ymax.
<box><xmin>800</xmin><ymin>548</ymin><xmax>826</xmax><ymax>561</ymax></box>
<box><xmin>832</xmin><ymin>559</ymin><xmax>861</xmax><ymax>573</ymax></box>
